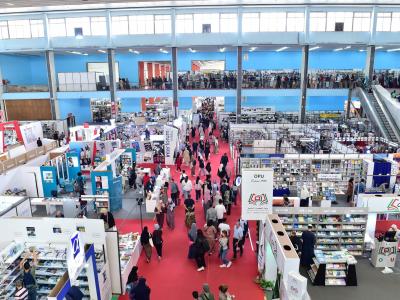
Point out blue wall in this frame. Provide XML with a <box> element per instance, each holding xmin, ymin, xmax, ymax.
<box><xmin>120</xmin><ymin>98</ymin><xmax>141</xmax><ymax>112</ymax></box>
<box><xmin>55</xmin><ymin>53</ymin><xmax>108</xmax><ymax>73</ymax></box>
<box><xmin>375</xmin><ymin>51</ymin><xmax>400</xmax><ymax>70</ymax></box>
<box><xmin>244</xmin><ymin>51</ymin><xmax>302</xmax><ymax>70</ymax></box>
<box><xmin>0</xmin><ymin>54</ymin><xmax>47</xmax><ymax>85</ymax></box>
<box><xmin>58</xmin><ymin>98</ymin><xmax>91</xmax><ymax>124</ymax></box>
<box><xmin>309</xmin><ymin>51</ymin><xmax>366</xmax><ymax>70</ymax></box>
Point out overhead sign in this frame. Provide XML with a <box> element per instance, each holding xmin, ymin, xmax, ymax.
<box><xmin>164</xmin><ymin>125</ymin><xmax>179</xmax><ymax>165</ymax></box>
<box><xmin>358</xmin><ymin>194</ymin><xmax>400</xmax><ymax>213</ymax></box>
<box><xmin>317</xmin><ymin>173</ymin><xmax>342</xmax><ymax>180</ymax></box>
<box><xmin>67</xmin><ymin>231</ymin><xmax>85</xmax><ymax>282</ymax></box>
<box><xmin>241</xmin><ymin>168</ymin><xmax>273</xmax><ymax>220</ymax></box>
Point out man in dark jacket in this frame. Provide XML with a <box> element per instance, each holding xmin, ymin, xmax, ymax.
<box><xmin>300</xmin><ymin>225</ymin><xmax>316</xmax><ymax>267</ymax></box>
<box><xmin>129</xmin><ymin>277</ymin><xmax>150</xmax><ymax>300</ymax></box>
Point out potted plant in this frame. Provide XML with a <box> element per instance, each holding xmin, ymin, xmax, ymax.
<box><xmin>255</xmin><ymin>278</ymin><xmax>275</xmax><ymax>300</ymax></box>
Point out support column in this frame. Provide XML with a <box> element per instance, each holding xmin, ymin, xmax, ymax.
<box><xmin>0</xmin><ymin>69</ymin><xmax>6</xmax><ymax>121</ymax></box>
<box><xmin>172</xmin><ymin>47</ymin><xmax>178</xmax><ymax>118</ymax></box>
<box><xmin>346</xmin><ymin>87</ymin><xmax>353</xmax><ymax>120</ymax></box>
<box><xmin>299</xmin><ymin>45</ymin><xmax>309</xmax><ymax>124</ymax></box>
<box><xmin>364</xmin><ymin>45</ymin><xmax>376</xmax><ymax>85</ymax></box>
<box><xmin>236</xmin><ymin>46</ymin><xmax>243</xmax><ymax>124</ymax></box>
<box><xmin>107</xmin><ymin>48</ymin><xmax>117</xmax><ymax>119</ymax></box>
<box><xmin>45</xmin><ymin>50</ymin><xmax>60</xmax><ymax>120</ymax></box>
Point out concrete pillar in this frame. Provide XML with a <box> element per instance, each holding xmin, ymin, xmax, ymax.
<box><xmin>236</xmin><ymin>46</ymin><xmax>243</xmax><ymax>124</ymax></box>
<box><xmin>299</xmin><ymin>45</ymin><xmax>309</xmax><ymax>124</ymax></box>
<box><xmin>346</xmin><ymin>87</ymin><xmax>353</xmax><ymax>120</ymax></box>
<box><xmin>0</xmin><ymin>69</ymin><xmax>6</xmax><ymax>121</ymax></box>
<box><xmin>172</xmin><ymin>47</ymin><xmax>178</xmax><ymax>118</ymax></box>
<box><xmin>45</xmin><ymin>50</ymin><xmax>60</xmax><ymax>120</ymax></box>
<box><xmin>364</xmin><ymin>45</ymin><xmax>376</xmax><ymax>85</ymax></box>
<box><xmin>107</xmin><ymin>48</ymin><xmax>117</xmax><ymax>119</ymax></box>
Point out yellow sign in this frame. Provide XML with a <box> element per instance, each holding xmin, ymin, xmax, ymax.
<box><xmin>320</xmin><ymin>113</ymin><xmax>341</xmax><ymax>118</ymax></box>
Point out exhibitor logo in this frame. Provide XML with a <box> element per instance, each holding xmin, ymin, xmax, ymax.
<box><xmin>387</xmin><ymin>199</ymin><xmax>400</xmax><ymax>212</ymax></box>
<box><xmin>249</xmin><ymin>193</ymin><xmax>268</xmax><ymax>205</ymax></box>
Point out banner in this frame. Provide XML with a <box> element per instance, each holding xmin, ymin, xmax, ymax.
<box><xmin>241</xmin><ymin>168</ymin><xmax>273</xmax><ymax>220</ymax></box>
<box><xmin>164</xmin><ymin>125</ymin><xmax>179</xmax><ymax>165</ymax></box>
<box><xmin>20</xmin><ymin>121</ymin><xmax>43</xmax><ymax>151</ymax></box>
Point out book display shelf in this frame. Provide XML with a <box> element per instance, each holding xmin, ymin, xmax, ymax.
<box><xmin>308</xmin><ymin>250</ymin><xmax>358</xmax><ymax>286</ymax></box>
<box><xmin>274</xmin><ymin>207</ymin><xmax>368</xmax><ymax>256</ymax></box>
<box><xmin>241</xmin><ymin>154</ymin><xmax>367</xmax><ymax>195</ymax></box>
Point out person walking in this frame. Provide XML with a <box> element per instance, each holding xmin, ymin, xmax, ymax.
<box><xmin>140</xmin><ymin>226</ymin><xmax>152</xmax><ymax>263</ymax></box>
<box><xmin>19</xmin><ymin>250</ymin><xmax>38</xmax><ymax>300</ymax></box>
<box><xmin>206</xmin><ymin>162</ymin><xmax>212</xmax><ymax>176</ymax></box>
<box><xmin>152</xmin><ymin>224</ymin><xmax>163</xmax><ymax>261</ymax></box>
<box><xmin>232</xmin><ymin>220</ymin><xmax>244</xmax><ymax>259</ymax></box>
<box><xmin>191</xmin><ymin>158</ymin><xmax>197</xmax><ymax>177</ymax></box>
<box><xmin>183</xmin><ymin>148</ymin><xmax>191</xmax><ymax>166</ymax></box>
<box><xmin>219</xmin><ymin>230</ymin><xmax>232</xmax><ymax>268</ymax></box>
<box><xmin>215</xmin><ymin>199</ymin><xmax>226</xmax><ymax>224</ymax></box>
<box><xmin>213</xmin><ymin>136</ymin><xmax>219</xmax><ymax>154</ymax></box>
<box><xmin>300</xmin><ymin>224</ymin><xmax>316</xmax><ymax>267</ymax></box>
<box><xmin>346</xmin><ymin>177</ymin><xmax>354</xmax><ymax>203</ymax></box>
<box><xmin>204</xmin><ymin>220</ymin><xmax>217</xmax><ymax>255</ymax></box>
<box><xmin>220</xmin><ymin>153</ymin><xmax>229</xmax><ymax>167</ymax></box>
<box><xmin>154</xmin><ymin>200</ymin><xmax>166</xmax><ymax>229</ymax></box>
<box><xmin>193</xmin><ymin>230</ymin><xmax>210</xmax><ymax>271</ymax></box>
<box><xmin>204</xmin><ymin>141</ymin><xmax>211</xmax><ymax>161</ymax></box>
<box><xmin>170</xmin><ymin>178</ymin><xmax>179</xmax><ymax>206</ymax></box>
<box><xmin>176</xmin><ymin>153</ymin><xmax>183</xmax><ymax>171</ymax></box>
<box><xmin>129</xmin><ymin>277</ymin><xmax>150</xmax><ymax>300</ymax></box>
<box><xmin>166</xmin><ymin>198</ymin><xmax>176</xmax><ymax>229</ymax></box>
<box><xmin>188</xmin><ymin>223</ymin><xmax>198</xmax><ymax>242</ymax></box>
<box><xmin>195</xmin><ymin>176</ymin><xmax>203</xmax><ymax>202</ymax></box>
<box><xmin>183</xmin><ymin>177</ymin><xmax>193</xmax><ymax>200</ymax></box>
<box><xmin>199</xmin><ymin>284</ymin><xmax>215</xmax><ymax>300</ymax></box>
<box><xmin>198</xmin><ymin>158</ymin><xmax>206</xmax><ymax>177</ymax></box>
<box><xmin>206</xmin><ymin>204</ymin><xmax>218</xmax><ymax>226</ymax></box>
<box><xmin>218</xmin><ymin>285</ymin><xmax>235</xmax><ymax>300</ymax></box>
<box><xmin>192</xmin><ymin>141</ymin><xmax>198</xmax><ymax>157</ymax></box>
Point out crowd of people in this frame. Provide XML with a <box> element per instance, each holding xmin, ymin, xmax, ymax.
<box><xmin>178</xmin><ymin>71</ymin><xmax>237</xmax><ymax>89</ymax></box>
<box><xmin>372</xmin><ymin>70</ymin><xmax>400</xmax><ymax>89</ymax></box>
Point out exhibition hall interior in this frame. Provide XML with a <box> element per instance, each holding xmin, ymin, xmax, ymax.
<box><xmin>1</xmin><ymin>0</ymin><xmax>400</xmax><ymax>299</ymax></box>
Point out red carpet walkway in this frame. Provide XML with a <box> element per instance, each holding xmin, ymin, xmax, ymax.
<box><xmin>116</xmin><ymin>129</ymin><xmax>264</xmax><ymax>299</ymax></box>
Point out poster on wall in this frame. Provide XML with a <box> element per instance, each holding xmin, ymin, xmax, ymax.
<box><xmin>164</xmin><ymin>125</ymin><xmax>179</xmax><ymax>165</ymax></box>
<box><xmin>20</xmin><ymin>122</ymin><xmax>43</xmax><ymax>151</ymax></box>
<box><xmin>68</xmin><ymin>156</ymin><xmax>79</xmax><ymax>167</ymax></box>
<box><xmin>241</xmin><ymin>168</ymin><xmax>273</xmax><ymax>220</ymax></box>
<box><xmin>43</xmin><ymin>171</ymin><xmax>54</xmax><ymax>183</ymax></box>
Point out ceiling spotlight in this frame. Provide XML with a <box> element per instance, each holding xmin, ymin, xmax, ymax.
<box><xmin>159</xmin><ymin>48</ymin><xmax>169</xmax><ymax>54</ymax></box>
<box><xmin>98</xmin><ymin>50</ymin><xmax>107</xmax><ymax>54</ymax></box>
<box><xmin>129</xmin><ymin>49</ymin><xmax>140</xmax><ymax>54</ymax></box>
<box><xmin>376</xmin><ymin>46</ymin><xmax>384</xmax><ymax>50</ymax></box>
<box><xmin>188</xmin><ymin>48</ymin><xmax>196</xmax><ymax>53</ymax></box>
<box><xmin>333</xmin><ymin>48</ymin><xmax>343</xmax><ymax>52</ymax></box>
<box><xmin>219</xmin><ymin>47</ymin><xmax>226</xmax><ymax>52</ymax></box>
<box><xmin>359</xmin><ymin>49</ymin><xmax>365</xmax><ymax>52</ymax></box>
<box><xmin>309</xmin><ymin>46</ymin><xmax>320</xmax><ymax>51</ymax></box>
<box><xmin>276</xmin><ymin>46</ymin><xmax>289</xmax><ymax>52</ymax></box>
<box><xmin>249</xmin><ymin>47</ymin><xmax>257</xmax><ymax>52</ymax></box>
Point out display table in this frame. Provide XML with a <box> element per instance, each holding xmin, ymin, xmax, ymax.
<box><xmin>145</xmin><ymin>168</ymin><xmax>170</xmax><ymax>213</ymax></box>
<box><xmin>119</xmin><ymin>232</ymin><xmax>142</xmax><ymax>292</ymax></box>
<box><xmin>371</xmin><ymin>238</ymin><xmax>398</xmax><ymax>268</ymax></box>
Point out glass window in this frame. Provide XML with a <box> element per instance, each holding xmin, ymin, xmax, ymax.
<box><xmin>155</xmin><ymin>15</ymin><xmax>171</xmax><ymax>34</ymax></box>
<box><xmin>30</xmin><ymin>19</ymin><xmax>44</xmax><ymax>38</ymax></box>
<box><xmin>242</xmin><ymin>13</ymin><xmax>260</xmax><ymax>32</ymax></box>
<box><xmin>376</xmin><ymin>12</ymin><xmax>391</xmax><ymax>32</ymax></box>
<box><xmin>176</xmin><ymin>14</ymin><xmax>193</xmax><ymax>33</ymax></box>
<box><xmin>90</xmin><ymin>17</ymin><xmax>107</xmax><ymax>36</ymax></box>
<box><xmin>391</xmin><ymin>12</ymin><xmax>400</xmax><ymax>32</ymax></box>
<box><xmin>8</xmin><ymin>19</ymin><xmax>31</xmax><ymax>38</ymax></box>
<box><xmin>0</xmin><ymin>21</ymin><xmax>9</xmax><ymax>39</ymax></box>
<box><xmin>129</xmin><ymin>15</ymin><xmax>154</xmax><ymax>34</ymax></box>
<box><xmin>111</xmin><ymin>16</ymin><xmax>129</xmax><ymax>35</ymax></box>
<box><xmin>49</xmin><ymin>18</ymin><xmax>66</xmax><ymax>37</ymax></box>
<box><xmin>194</xmin><ymin>13</ymin><xmax>219</xmax><ymax>33</ymax></box>
<box><xmin>66</xmin><ymin>17</ymin><xmax>91</xmax><ymax>36</ymax></box>
<box><xmin>287</xmin><ymin>12</ymin><xmax>304</xmax><ymax>32</ymax></box>
<box><xmin>353</xmin><ymin>12</ymin><xmax>370</xmax><ymax>32</ymax></box>
<box><xmin>326</xmin><ymin>12</ymin><xmax>353</xmax><ymax>32</ymax></box>
<box><xmin>260</xmin><ymin>12</ymin><xmax>286</xmax><ymax>32</ymax></box>
<box><xmin>220</xmin><ymin>13</ymin><xmax>237</xmax><ymax>33</ymax></box>
<box><xmin>310</xmin><ymin>12</ymin><xmax>326</xmax><ymax>32</ymax></box>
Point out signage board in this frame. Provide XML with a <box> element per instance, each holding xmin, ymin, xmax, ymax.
<box><xmin>67</xmin><ymin>231</ymin><xmax>85</xmax><ymax>282</ymax></box>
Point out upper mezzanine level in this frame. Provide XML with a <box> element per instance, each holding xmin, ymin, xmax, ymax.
<box><xmin>1</xmin><ymin>4</ymin><xmax>400</xmax><ymax>52</ymax></box>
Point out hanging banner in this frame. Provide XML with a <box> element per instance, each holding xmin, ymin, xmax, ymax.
<box><xmin>241</xmin><ymin>168</ymin><xmax>273</xmax><ymax>220</ymax></box>
<box><xmin>164</xmin><ymin>125</ymin><xmax>179</xmax><ymax>165</ymax></box>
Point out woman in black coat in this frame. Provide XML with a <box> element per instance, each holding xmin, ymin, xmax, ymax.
<box><xmin>193</xmin><ymin>230</ymin><xmax>209</xmax><ymax>272</ymax></box>
<box><xmin>300</xmin><ymin>225</ymin><xmax>316</xmax><ymax>267</ymax></box>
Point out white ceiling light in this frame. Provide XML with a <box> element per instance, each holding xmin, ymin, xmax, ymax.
<box><xmin>249</xmin><ymin>47</ymin><xmax>257</xmax><ymax>52</ymax></box>
<box><xmin>188</xmin><ymin>48</ymin><xmax>196</xmax><ymax>53</ymax></box>
<box><xmin>5</xmin><ymin>3</ymin><xmax>14</xmax><ymax>5</ymax></box>
<box><xmin>344</xmin><ymin>46</ymin><xmax>351</xmax><ymax>49</ymax></box>
<box><xmin>309</xmin><ymin>46</ymin><xmax>320</xmax><ymax>51</ymax></box>
<box><xmin>376</xmin><ymin>46</ymin><xmax>384</xmax><ymax>50</ymax></box>
<box><xmin>387</xmin><ymin>48</ymin><xmax>400</xmax><ymax>52</ymax></box>
<box><xmin>219</xmin><ymin>47</ymin><xmax>226</xmax><ymax>52</ymax></box>
<box><xmin>129</xmin><ymin>49</ymin><xmax>140</xmax><ymax>54</ymax></box>
<box><xmin>276</xmin><ymin>46</ymin><xmax>289</xmax><ymax>52</ymax></box>
<box><xmin>359</xmin><ymin>49</ymin><xmax>365</xmax><ymax>52</ymax></box>
<box><xmin>97</xmin><ymin>50</ymin><xmax>107</xmax><ymax>54</ymax></box>
<box><xmin>159</xmin><ymin>48</ymin><xmax>168</xmax><ymax>54</ymax></box>
<box><xmin>333</xmin><ymin>48</ymin><xmax>343</xmax><ymax>52</ymax></box>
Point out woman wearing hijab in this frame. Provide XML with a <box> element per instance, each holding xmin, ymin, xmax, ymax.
<box><xmin>166</xmin><ymin>198</ymin><xmax>176</xmax><ymax>230</ymax></box>
<box><xmin>140</xmin><ymin>227</ymin><xmax>152</xmax><ymax>263</ymax></box>
<box><xmin>204</xmin><ymin>220</ymin><xmax>217</xmax><ymax>255</ymax></box>
<box><xmin>199</xmin><ymin>283</ymin><xmax>215</xmax><ymax>300</ymax></box>
<box><xmin>193</xmin><ymin>230</ymin><xmax>209</xmax><ymax>272</ymax></box>
<box><xmin>152</xmin><ymin>224</ymin><xmax>163</xmax><ymax>260</ymax></box>
<box><xmin>188</xmin><ymin>223</ymin><xmax>198</xmax><ymax>242</ymax></box>
<box><xmin>183</xmin><ymin>148</ymin><xmax>191</xmax><ymax>166</ymax></box>
<box><xmin>154</xmin><ymin>200</ymin><xmax>166</xmax><ymax>229</ymax></box>
<box><xmin>129</xmin><ymin>277</ymin><xmax>150</xmax><ymax>300</ymax></box>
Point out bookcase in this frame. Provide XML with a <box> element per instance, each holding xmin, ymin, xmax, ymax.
<box><xmin>273</xmin><ymin>207</ymin><xmax>368</xmax><ymax>256</ymax></box>
<box><xmin>308</xmin><ymin>250</ymin><xmax>358</xmax><ymax>286</ymax></box>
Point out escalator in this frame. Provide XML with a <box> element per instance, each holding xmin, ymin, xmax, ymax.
<box><xmin>355</xmin><ymin>86</ymin><xmax>400</xmax><ymax>143</ymax></box>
